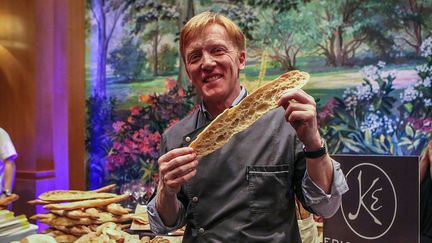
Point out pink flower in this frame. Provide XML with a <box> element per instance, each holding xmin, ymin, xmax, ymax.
<box><xmin>318</xmin><ymin>98</ymin><xmax>338</xmax><ymax>126</ymax></box>
<box><xmin>113</xmin><ymin>141</ymin><xmax>122</xmax><ymax>150</ymax></box>
<box><xmin>148</xmin><ymin>132</ymin><xmax>161</xmax><ymax>142</ymax></box>
<box><xmin>112</xmin><ymin>121</ymin><xmax>126</xmax><ymax>133</ymax></box>
<box><xmin>107</xmin><ymin>154</ymin><xmax>126</xmax><ymax>171</ymax></box>
<box><xmin>132</xmin><ymin>131</ymin><xmax>142</xmax><ymax>142</ymax></box>
<box><xmin>131</xmin><ymin>106</ymin><xmax>141</xmax><ymax>116</ymax></box>
<box><xmin>125</xmin><ymin>139</ymin><xmax>138</xmax><ymax>150</ymax></box>
<box><xmin>178</xmin><ymin>88</ymin><xmax>186</xmax><ymax>97</ymax></box>
<box><xmin>167</xmin><ymin>118</ymin><xmax>180</xmax><ymax>128</ymax></box>
<box><xmin>165</xmin><ymin>78</ymin><xmax>177</xmax><ymax>91</ymax></box>
<box><xmin>407</xmin><ymin>117</ymin><xmax>432</xmax><ymax>132</ymax></box>
<box><xmin>139</xmin><ymin>141</ymin><xmax>153</xmax><ymax>155</ymax></box>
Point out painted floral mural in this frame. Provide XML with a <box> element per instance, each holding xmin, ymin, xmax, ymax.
<box><xmin>85</xmin><ymin>0</ymin><xmax>432</xmax><ymax>193</ymax></box>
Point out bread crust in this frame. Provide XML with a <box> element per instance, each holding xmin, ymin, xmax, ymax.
<box><xmin>43</xmin><ymin>194</ymin><xmax>130</xmax><ymax>211</ymax></box>
<box><xmin>39</xmin><ymin>191</ymin><xmax>117</xmax><ymax>202</ymax></box>
<box><xmin>189</xmin><ymin>70</ymin><xmax>309</xmax><ymax>158</ymax></box>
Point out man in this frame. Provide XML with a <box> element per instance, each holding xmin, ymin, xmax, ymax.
<box><xmin>148</xmin><ymin>12</ymin><xmax>348</xmax><ymax>242</ymax></box>
<box><xmin>0</xmin><ymin>127</ymin><xmax>17</xmax><ymax>202</ymax></box>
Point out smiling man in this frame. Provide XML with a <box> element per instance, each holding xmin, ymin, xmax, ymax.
<box><xmin>147</xmin><ymin>11</ymin><xmax>348</xmax><ymax>242</ymax></box>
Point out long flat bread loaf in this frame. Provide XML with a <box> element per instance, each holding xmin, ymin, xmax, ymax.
<box><xmin>189</xmin><ymin>70</ymin><xmax>309</xmax><ymax>158</ymax></box>
<box><xmin>39</xmin><ymin>191</ymin><xmax>117</xmax><ymax>202</ymax></box>
<box><xmin>43</xmin><ymin>194</ymin><xmax>129</xmax><ymax>211</ymax></box>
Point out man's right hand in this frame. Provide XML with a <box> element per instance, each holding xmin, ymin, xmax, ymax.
<box><xmin>156</xmin><ymin>147</ymin><xmax>198</xmax><ymax>226</ymax></box>
<box><xmin>157</xmin><ymin>147</ymin><xmax>198</xmax><ymax>196</ymax></box>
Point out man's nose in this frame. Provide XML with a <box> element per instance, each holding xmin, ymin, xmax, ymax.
<box><xmin>201</xmin><ymin>52</ymin><xmax>216</xmax><ymax>70</ymax></box>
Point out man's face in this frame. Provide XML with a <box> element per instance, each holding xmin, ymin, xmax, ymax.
<box><xmin>184</xmin><ymin>24</ymin><xmax>246</xmax><ymax>105</ymax></box>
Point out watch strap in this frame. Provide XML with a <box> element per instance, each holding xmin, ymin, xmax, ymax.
<box><xmin>303</xmin><ymin>139</ymin><xmax>327</xmax><ymax>158</ymax></box>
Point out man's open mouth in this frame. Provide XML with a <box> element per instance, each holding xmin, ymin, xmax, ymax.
<box><xmin>203</xmin><ymin>75</ymin><xmax>223</xmax><ymax>83</ymax></box>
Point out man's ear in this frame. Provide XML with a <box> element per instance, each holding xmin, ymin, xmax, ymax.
<box><xmin>238</xmin><ymin>51</ymin><xmax>246</xmax><ymax>70</ymax></box>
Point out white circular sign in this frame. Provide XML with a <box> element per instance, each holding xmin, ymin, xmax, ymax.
<box><xmin>340</xmin><ymin>163</ymin><xmax>397</xmax><ymax>239</ymax></box>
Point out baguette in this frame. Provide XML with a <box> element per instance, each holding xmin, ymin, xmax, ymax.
<box><xmin>39</xmin><ymin>191</ymin><xmax>117</xmax><ymax>202</ymax></box>
<box><xmin>92</xmin><ymin>184</ymin><xmax>116</xmax><ymax>193</ymax></box>
<box><xmin>43</xmin><ymin>194</ymin><xmax>129</xmax><ymax>211</ymax></box>
<box><xmin>189</xmin><ymin>70</ymin><xmax>309</xmax><ymax>158</ymax></box>
<box><xmin>27</xmin><ymin>199</ymin><xmax>50</xmax><ymax>205</ymax></box>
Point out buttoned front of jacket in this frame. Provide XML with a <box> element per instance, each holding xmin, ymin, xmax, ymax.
<box><xmin>158</xmin><ymin>107</ymin><xmax>307</xmax><ymax>243</ymax></box>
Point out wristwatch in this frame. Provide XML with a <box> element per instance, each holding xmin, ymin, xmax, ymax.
<box><xmin>303</xmin><ymin>139</ymin><xmax>327</xmax><ymax>158</ymax></box>
<box><xmin>2</xmin><ymin>189</ymin><xmax>12</xmax><ymax>197</ymax></box>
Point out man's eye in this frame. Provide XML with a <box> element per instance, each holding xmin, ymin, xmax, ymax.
<box><xmin>213</xmin><ymin>48</ymin><xmax>225</xmax><ymax>54</ymax></box>
<box><xmin>188</xmin><ymin>54</ymin><xmax>200</xmax><ymax>63</ymax></box>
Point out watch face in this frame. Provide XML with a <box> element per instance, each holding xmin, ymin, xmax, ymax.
<box><xmin>3</xmin><ymin>190</ymin><xmax>11</xmax><ymax>196</ymax></box>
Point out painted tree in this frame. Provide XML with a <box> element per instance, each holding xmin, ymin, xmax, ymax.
<box><xmin>217</xmin><ymin>0</ymin><xmax>312</xmax><ymax>71</ymax></box>
<box><xmin>107</xmin><ymin>36</ymin><xmax>147</xmax><ymax>81</ymax></box>
<box><xmin>176</xmin><ymin>0</ymin><xmax>195</xmax><ymax>88</ymax></box>
<box><xmin>88</xmin><ymin>0</ymin><xmax>133</xmax><ymax>97</ymax></box>
<box><xmin>304</xmin><ymin>0</ymin><xmax>371</xmax><ymax>67</ymax></box>
<box><xmin>251</xmin><ymin>9</ymin><xmax>315</xmax><ymax>71</ymax></box>
<box><xmin>125</xmin><ymin>0</ymin><xmax>178</xmax><ymax>77</ymax></box>
<box><xmin>392</xmin><ymin>0</ymin><xmax>432</xmax><ymax>54</ymax></box>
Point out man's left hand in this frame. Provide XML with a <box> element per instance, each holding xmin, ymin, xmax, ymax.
<box><xmin>278</xmin><ymin>88</ymin><xmax>322</xmax><ymax>150</ymax></box>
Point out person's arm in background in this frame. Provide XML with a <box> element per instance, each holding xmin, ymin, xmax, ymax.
<box><xmin>2</xmin><ymin>158</ymin><xmax>16</xmax><ymax>195</ymax></box>
<box><xmin>420</xmin><ymin>141</ymin><xmax>432</xmax><ymax>182</ymax></box>
<box><xmin>0</xmin><ymin>128</ymin><xmax>18</xmax><ymax>199</ymax></box>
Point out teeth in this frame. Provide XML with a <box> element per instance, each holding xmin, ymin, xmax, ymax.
<box><xmin>205</xmin><ymin>75</ymin><xmax>222</xmax><ymax>82</ymax></box>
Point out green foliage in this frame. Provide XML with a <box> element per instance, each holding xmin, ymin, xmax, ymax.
<box><xmin>217</xmin><ymin>3</ymin><xmax>259</xmax><ymax>40</ymax></box>
<box><xmin>108</xmin><ymin>37</ymin><xmax>147</xmax><ymax>82</ymax></box>
<box><xmin>147</xmin><ymin>43</ymin><xmax>178</xmax><ymax>74</ymax></box>
<box><xmin>232</xmin><ymin>0</ymin><xmax>310</xmax><ymax>13</ymax></box>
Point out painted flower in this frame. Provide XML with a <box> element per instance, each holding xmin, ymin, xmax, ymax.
<box><xmin>112</xmin><ymin>121</ymin><xmax>126</xmax><ymax>133</ymax></box>
<box><xmin>420</xmin><ymin>37</ymin><xmax>432</xmax><ymax>57</ymax></box>
<box><xmin>360</xmin><ymin>65</ymin><xmax>381</xmax><ymax>81</ymax></box>
<box><xmin>131</xmin><ymin>106</ymin><xmax>141</xmax><ymax>116</ymax></box>
<box><xmin>356</xmin><ymin>84</ymin><xmax>378</xmax><ymax>101</ymax></box>
<box><xmin>425</xmin><ymin>99</ymin><xmax>432</xmax><ymax>107</ymax></box>
<box><xmin>407</xmin><ymin>117</ymin><xmax>432</xmax><ymax>133</ymax></box>
<box><xmin>139</xmin><ymin>95</ymin><xmax>154</xmax><ymax>105</ymax></box>
<box><xmin>178</xmin><ymin>88</ymin><xmax>186</xmax><ymax>97</ymax></box>
<box><xmin>423</xmin><ymin>77</ymin><xmax>431</xmax><ymax>87</ymax></box>
<box><xmin>165</xmin><ymin>78</ymin><xmax>177</xmax><ymax>92</ymax></box>
<box><xmin>360</xmin><ymin>113</ymin><xmax>383</xmax><ymax>135</ymax></box>
<box><xmin>167</xmin><ymin>118</ymin><xmax>180</xmax><ymax>128</ymax></box>
<box><xmin>400</xmin><ymin>86</ymin><xmax>421</xmax><ymax>102</ymax></box>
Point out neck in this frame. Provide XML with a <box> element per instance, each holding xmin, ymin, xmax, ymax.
<box><xmin>204</xmin><ymin>100</ymin><xmax>232</xmax><ymax>118</ymax></box>
<box><xmin>204</xmin><ymin>86</ymin><xmax>241</xmax><ymax>118</ymax></box>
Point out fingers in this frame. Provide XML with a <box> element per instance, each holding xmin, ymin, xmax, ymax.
<box><xmin>158</xmin><ymin>147</ymin><xmax>199</xmax><ymax>193</ymax></box>
<box><xmin>164</xmin><ymin>159</ymin><xmax>198</xmax><ymax>182</ymax></box>
<box><xmin>278</xmin><ymin>88</ymin><xmax>316</xmax><ymax>108</ymax></box>
<box><xmin>159</xmin><ymin>147</ymin><xmax>195</xmax><ymax>164</ymax></box>
<box><xmin>284</xmin><ymin>102</ymin><xmax>316</xmax><ymax>123</ymax></box>
<box><xmin>165</xmin><ymin>169</ymin><xmax>197</xmax><ymax>189</ymax></box>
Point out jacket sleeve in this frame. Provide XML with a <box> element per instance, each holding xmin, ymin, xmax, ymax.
<box><xmin>302</xmin><ymin>159</ymin><xmax>349</xmax><ymax>218</ymax></box>
<box><xmin>293</xmin><ymin>136</ymin><xmax>349</xmax><ymax>218</ymax></box>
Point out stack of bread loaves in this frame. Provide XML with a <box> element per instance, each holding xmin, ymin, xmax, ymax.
<box><xmin>28</xmin><ymin>184</ymin><xmax>149</xmax><ymax>242</ymax></box>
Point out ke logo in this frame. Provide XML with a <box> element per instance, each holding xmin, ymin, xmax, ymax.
<box><xmin>341</xmin><ymin>163</ymin><xmax>397</xmax><ymax>239</ymax></box>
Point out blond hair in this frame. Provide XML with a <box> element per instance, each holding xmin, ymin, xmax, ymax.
<box><xmin>180</xmin><ymin>11</ymin><xmax>245</xmax><ymax>61</ymax></box>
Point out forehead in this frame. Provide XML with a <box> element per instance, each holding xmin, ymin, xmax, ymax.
<box><xmin>185</xmin><ymin>24</ymin><xmax>235</xmax><ymax>52</ymax></box>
